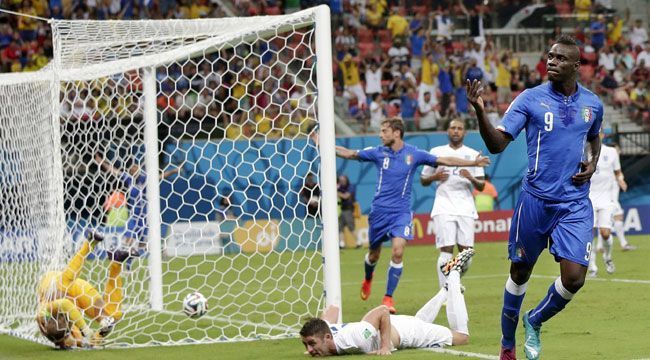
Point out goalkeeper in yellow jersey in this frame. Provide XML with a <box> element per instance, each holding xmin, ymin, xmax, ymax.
<box><xmin>36</xmin><ymin>230</ymin><xmax>130</xmax><ymax>348</ymax></box>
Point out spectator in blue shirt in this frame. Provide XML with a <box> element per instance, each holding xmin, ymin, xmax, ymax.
<box><xmin>400</xmin><ymin>89</ymin><xmax>419</xmax><ymax>132</ymax></box>
<box><xmin>590</xmin><ymin>15</ymin><xmax>606</xmax><ymax>52</ymax></box>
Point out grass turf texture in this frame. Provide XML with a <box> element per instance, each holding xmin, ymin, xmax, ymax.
<box><xmin>2</xmin><ymin>236</ymin><xmax>649</xmax><ymax>359</ymax></box>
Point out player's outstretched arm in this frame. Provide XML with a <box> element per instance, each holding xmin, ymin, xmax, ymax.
<box><xmin>573</xmin><ymin>135</ymin><xmax>601</xmax><ymax>185</ymax></box>
<box><xmin>335</xmin><ymin>145</ymin><xmax>359</xmax><ymax>160</ymax></box>
<box><xmin>320</xmin><ymin>305</ymin><xmax>340</xmax><ymax>324</ymax></box>
<box><xmin>95</xmin><ymin>154</ymin><xmax>122</xmax><ymax>177</ymax></box>
<box><xmin>161</xmin><ymin>165</ymin><xmax>182</xmax><ymax>180</ymax></box>
<box><xmin>437</xmin><ymin>154</ymin><xmax>491</xmax><ymax>168</ymax></box>
<box><xmin>466</xmin><ymin>80</ymin><xmax>512</xmax><ymax>153</ymax></box>
<box><xmin>361</xmin><ymin>305</ymin><xmax>393</xmax><ymax>355</ymax></box>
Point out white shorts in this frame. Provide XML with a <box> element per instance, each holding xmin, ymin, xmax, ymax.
<box><xmin>612</xmin><ymin>201</ymin><xmax>623</xmax><ymax>217</ymax></box>
<box><xmin>433</xmin><ymin>214</ymin><xmax>475</xmax><ymax>249</ymax></box>
<box><xmin>391</xmin><ymin>315</ymin><xmax>453</xmax><ymax>349</ymax></box>
<box><xmin>593</xmin><ymin>206</ymin><xmax>614</xmax><ymax>229</ymax></box>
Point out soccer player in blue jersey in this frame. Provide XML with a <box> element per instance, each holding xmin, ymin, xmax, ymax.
<box><xmin>95</xmin><ymin>154</ymin><xmax>180</xmax><ymax>255</ymax></box>
<box><xmin>467</xmin><ymin>35</ymin><xmax>603</xmax><ymax>360</ymax></box>
<box><xmin>336</xmin><ymin>118</ymin><xmax>490</xmax><ymax>314</ymax></box>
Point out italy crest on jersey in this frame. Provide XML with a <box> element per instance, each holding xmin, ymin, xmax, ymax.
<box><xmin>405</xmin><ymin>154</ymin><xmax>413</xmax><ymax>165</ymax></box>
<box><xmin>582</xmin><ymin>107</ymin><xmax>592</xmax><ymax>123</ymax></box>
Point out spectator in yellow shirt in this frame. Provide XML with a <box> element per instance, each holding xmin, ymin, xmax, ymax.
<box><xmin>190</xmin><ymin>0</ymin><xmax>211</xmax><ymax>18</ymax></box>
<box><xmin>607</xmin><ymin>14</ymin><xmax>625</xmax><ymax>45</ymax></box>
<box><xmin>574</xmin><ymin>0</ymin><xmax>592</xmax><ymax>22</ymax></box>
<box><xmin>364</xmin><ymin>2</ymin><xmax>384</xmax><ymax>30</ymax></box>
<box><xmin>339</xmin><ymin>53</ymin><xmax>366</xmax><ymax>107</ymax></box>
<box><xmin>387</xmin><ymin>7</ymin><xmax>409</xmax><ymax>39</ymax></box>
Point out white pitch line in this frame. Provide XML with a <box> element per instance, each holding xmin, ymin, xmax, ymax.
<box><xmin>422</xmin><ymin>347</ymin><xmax>499</xmax><ymax>359</ymax></box>
<box><xmin>342</xmin><ymin>274</ymin><xmax>650</xmax><ymax>287</ymax></box>
<box><xmin>530</xmin><ymin>274</ymin><xmax>650</xmax><ymax>284</ymax></box>
<box><xmin>155</xmin><ymin>309</ymin><xmax>296</xmax><ymax>333</ymax></box>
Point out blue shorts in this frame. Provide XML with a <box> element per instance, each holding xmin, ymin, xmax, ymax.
<box><xmin>368</xmin><ymin>210</ymin><xmax>413</xmax><ymax>250</ymax></box>
<box><xmin>125</xmin><ymin>217</ymin><xmax>147</xmax><ymax>243</ymax></box>
<box><xmin>509</xmin><ymin>190</ymin><xmax>593</xmax><ymax>266</ymax></box>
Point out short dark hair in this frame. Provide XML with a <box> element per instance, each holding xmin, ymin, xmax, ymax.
<box><xmin>555</xmin><ymin>34</ymin><xmax>578</xmax><ymax>47</ymax></box>
<box><xmin>300</xmin><ymin>318</ymin><xmax>331</xmax><ymax>338</ymax></box>
<box><xmin>446</xmin><ymin>118</ymin><xmax>466</xmax><ymax>130</ymax></box>
<box><xmin>381</xmin><ymin>117</ymin><xmax>405</xmax><ymax>138</ymax></box>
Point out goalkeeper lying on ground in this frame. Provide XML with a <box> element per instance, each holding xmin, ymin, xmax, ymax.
<box><xmin>36</xmin><ymin>230</ymin><xmax>131</xmax><ymax>348</ymax></box>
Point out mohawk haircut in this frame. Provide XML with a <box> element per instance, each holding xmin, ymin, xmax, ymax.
<box><xmin>555</xmin><ymin>34</ymin><xmax>578</xmax><ymax>47</ymax></box>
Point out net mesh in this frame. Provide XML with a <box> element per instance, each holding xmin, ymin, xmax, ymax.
<box><xmin>0</xmin><ymin>8</ymin><xmax>330</xmax><ymax>348</ymax></box>
<box><xmin>0</xmin><ymin>74</ymin><xmax>68</xmax><ymax>337</ymax></box>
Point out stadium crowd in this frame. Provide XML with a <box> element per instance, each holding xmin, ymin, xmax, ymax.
<box><xmin>1</xmin><ymin>0</ymin><xmax>649</xmax><ymax>131</ymax></box>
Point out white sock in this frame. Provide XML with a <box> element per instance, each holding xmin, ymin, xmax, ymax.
<box><xmin>445</xmin><ymin>271</ymin><xmax>469</xmax><ymax>335</ymax></box>
<box><xmin>596</xmin><ymin>232</ymin><xmax>603</xmax><ymax>251</ymax></box>
<box><xmin>415</xmin><ymin>287</ymin><xmax>446</xmax><ymax>323</ymax></box>
<box><xmin>339</xmin><ymin>232</ymin><xmax>345</xmax><ymax>248</ymax></box>
<box><xmin>614</xmin><ymin>220</ymin><xmax>627</xmax><ymax>247</ymax></box>
<box><xmin>602</xmin><ymin>235</ymin><xmax>613</xmax><ymax>262</ymax></box>
<box><xmin>436</xmin><ymin>252</ymin><xmax>453</xmax><ymax>290</ymax></box>
<box><xmin>505</xmin><ymin>276</ymin><xmax>528</xmax><ymax>296</ymax></box>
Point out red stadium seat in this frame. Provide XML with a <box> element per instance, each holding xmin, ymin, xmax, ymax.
<box><xmin>265</xmin><ymin>6</ymin><xmax>282</xmax><ymax>15</ymax></box>
<box><xmin>358</xmin><ymin>42</ymin><xmax>376</xmax><ymax>58</ymax></box>
<box><xmin>379</xmin><ymin>41</ymin><xmax>392</xmax><ymax>53</ymax></box>
<box><xmin>451</xmin><ymin>41</ymin><xmax>465</xmax><ymax>52</ymax></box>
<box><xmin>377</xmin><ymin>30</ymin><xmax>391</xmax><ymax>43</ymax></box>
<box><xmin>358</xmin><ymin>28</ymin><xmax>374</xmax><ymax>43</ymax></box>
<box><xmin>412</xmin><ymin>6</ymin><xmax>428</xmax><ymax>15</ymax></box>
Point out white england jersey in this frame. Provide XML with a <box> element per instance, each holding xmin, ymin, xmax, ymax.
<box><xmin>330</xmin><ymin>321</ymin><xmax>380</xmax><ymax>355</ymax></box>
<box><xmin>329</xmin><ymin>316</ymin><xmax>452</xmax><ymax>355</ymax></box>
<box><xmin>421</xmin><ymin>145</ymin><xmax>484</xmax><ymax>219</ymax></box>
<box><xmin>589</xmin><ymin>145</ymin><xmax>620</xmax><ymax>208</ymax></box>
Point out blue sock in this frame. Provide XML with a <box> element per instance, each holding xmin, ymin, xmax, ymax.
<box><xmin>501</xmin><ymin>276</ymin><xmax>528</xmax><ymax>349</ymax></box>
<box><xmin>364</xmin><ymin>253</ymin><xmax>376</xmax><ymax>281</ymax></box>
<box><xmin>385</xmin><ymin>261</ymin><xmax>403</xmax><ymax>297</ymax></box>
<box><xmin>528</xmin><ymin>277</ymin><xmax>573</xmax><ymax>329</ymax></box>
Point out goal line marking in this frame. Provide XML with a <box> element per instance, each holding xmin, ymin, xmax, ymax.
<box><xmin>422</xmin><ymin>347</ymin><xmax>499</xmax><ymax>359</ymax></box>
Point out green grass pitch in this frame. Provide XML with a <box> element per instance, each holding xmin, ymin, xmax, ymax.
<box><xmin>2</xmin><ymin>235</ymin><xmax>649</xmax><ymax>360</ymax></box>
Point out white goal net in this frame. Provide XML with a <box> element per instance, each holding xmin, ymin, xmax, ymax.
<box><xmin>0</xmin><ymin>6</ymin><xmax>340</xmax><ymax>348</ymax></box>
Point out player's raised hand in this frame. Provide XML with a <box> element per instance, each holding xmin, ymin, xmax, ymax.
<box><xmin>572</xmin><ymin>160</ymin><xmax>596</xmax><ymax>185</ymax></box>
<box><xmin>466</xmin><ymin>79</ymin><xmax>484</xmax><ymax>111</ymax></box>
<box><xmin>474</xmin><ymin>153</ymin><xmax>491</xmax><ymax>167</ymax></box>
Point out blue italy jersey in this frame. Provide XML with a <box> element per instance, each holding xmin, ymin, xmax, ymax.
<box><xmin>121</xmin><ymin>172</ymin><xmax>148</xmax><ymax>220</ymax></box>
<box><xmin>498</xmin><ymin>82</ymin><xmax>603</xmax><ymax>201</ymax></box>
<box><xmin>357</xmin><ymin>143</ymin><xmax>438</xmax><ymax>213</ymax></box>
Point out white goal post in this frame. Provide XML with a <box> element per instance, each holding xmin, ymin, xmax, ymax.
<box><xmin>0</xmin><ymin>5</ymin><xmax>340</xmax><ymax>347</ymax></box>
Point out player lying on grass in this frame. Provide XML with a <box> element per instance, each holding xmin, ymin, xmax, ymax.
<box><xmin>299</xmin><ymin>248</ymin><xmax>475</xmax><ymax>356</ymax></box>
<box><xmin>36</xmin><ymin>230</ymin><xmax>131</xmax><ymax>348</ymax></box>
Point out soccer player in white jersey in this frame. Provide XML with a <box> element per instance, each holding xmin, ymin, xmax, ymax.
<box><xmin>299</xmin><ymin>249</ymin><xmax>475</xmax><ymax>356</ymax></box>
<box><xmin>596</xmin><ymin>142</ymin><xmax>633</xmax><ymax>251</ymax></box>
<box><xmin>421</xmin><ymin>118</ymin><xmax>485</xmax><ymax>290</ymax></box>
<box><xmin>587</xmin><ymin>138</ymin><xmax>623</xmax><ymax>276</ymax></box>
